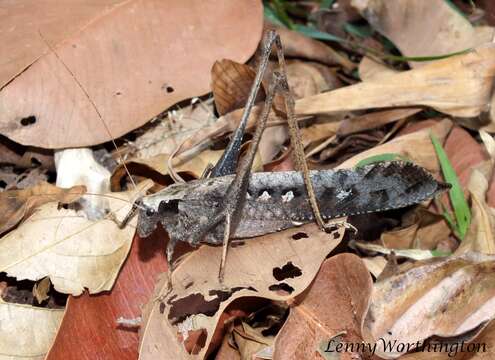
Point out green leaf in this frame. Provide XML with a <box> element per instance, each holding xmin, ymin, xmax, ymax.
<box><xmin>355</xmin><ymin>153</ymin><xmax>410</xmax><ymax>168</ymax></box>
<box><xmin>430</xmin><ymin>133</ymin><xmax>471</xmax><ymax>239</ymax></box>
<box><xmin>319</xmin><ymin>0</ymin><xmax>335</xmax><ymax>9</ymax></box>
<box><xmin>269</xmin><ymin>0</ymin><xmax>295</xmax><ymax>29</ymax></box>
<box><xmin>431</xmin><ymin>249</ymin><xmax>452</xmax><ymax>257</ymax></box>
<box><xmin>292</xmin><ymin>25</ymin><xmax>471</xmax><ymax>63</ymax></box>
<box><xmin>344</xmin><ymin>23</ymin><xmax>373</xmax><ymax>38</ymax></box>
<box><xmin>263</xmin><ymin>4</ymin><xmax>287</xmax><ymax>28</ymax></box>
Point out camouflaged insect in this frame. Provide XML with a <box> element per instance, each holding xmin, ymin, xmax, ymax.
<box><xmin>137</xmin><ymin>161</ymin><xmax>449</xmax><ymax>245</ymax></box>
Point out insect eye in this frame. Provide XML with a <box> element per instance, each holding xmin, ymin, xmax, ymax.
<box><xmin>145</xmin><ymin>208</ymin><xmax>155</xmax><ymax>217</ymax></box>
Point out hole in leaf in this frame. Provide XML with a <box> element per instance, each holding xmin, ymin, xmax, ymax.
<box><xmin>20</xmin><ymin>116</ymin><xmax>36</xmax><ymax>126</ymax></box>
<box><xmin>273</xmin><ymin>262</ymin><xmax>302</xmax><ymax>281</ymax></box>
<box><xmin>268</xmin><ymin>283</ymin><xmax>294</xmax><ymax>295</ymax></box>
<box><xmin>292</xmin><ymin>232</ymin><xmax>308</xmax><ymax>240</ymax></box>
<box><xmin>30</xmin><ymin>157</ymin><xmax>41</xmax><ymax>166</ymax></box>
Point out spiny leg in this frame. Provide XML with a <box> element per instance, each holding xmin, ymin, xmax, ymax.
<box><xmin>270</xmin><ymin>33</ymin><xmax>332</xmax><ymax>231</ymax></box>
<box><xmin>210</xmin><ymin>30</ymin><xmax>280</xmax><ymax>178</ymax></box>
<box><xmin>165</xmin><ymin>237</ymin><xmax>178</xmax><ymax>291</ymax></box>
<box><xmin>218</xmin><ymin>213</ymin><xmax>231</xmax><ymax>283</ymax></box>
<box><xmin>215</xmin><ymin>71</ymin><xmax>283</xmax><ymax>283</ymax></box>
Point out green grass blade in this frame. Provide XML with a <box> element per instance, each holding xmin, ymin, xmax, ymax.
<box><xmin>355</xmin><ymin>153</ymin><xmax>410</xmax><ymax>168</ymax></box>
<box><xmin>430</xmin><ymin>133</ymin><xmax>471</xmax><ymax>239</ymax></box>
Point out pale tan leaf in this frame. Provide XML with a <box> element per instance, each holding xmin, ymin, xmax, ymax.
<box><xmin>139</xmin><ymin>224</ymin><xmax>345</xmax><ymax>359</ymax></box>
<box><xmin>0</xmin><ymin>0</ymin><xmax>263</xmax><ymax>148</ymax></box>
<box><xmin>0</xmin><ymin>298</ymin><xmax>64</xmax><ymax>359</ymax></box>
<box><xmin>32</xmin><ymin>277</ymin><xmax>51</xmax><ymax>304</ymax></box>
<box><xmin>296</xmin><ymin>45</ymin><xmax>495</xmax><ymax>118</ymax></box>
<box><xmin>338</xmin><ymin>118</ymin><xmax>452</xmax><ymax>172</ymax></box>
<box><xmin>272</xmin><ymin>254</ymin><xmax>372</xmax><ymax>360</ymax></box>
<box><xmin>0</xmin><ymin>181</ymin><xmax>152</xmax><ymax>295</ymax></box>
<box><xmin>359</xmin><ymin>57</ymin><xmax>399</xmax><ymax>81</ymax></box>
<box><xmin>0</xmin><ymin>182</ymin><xmax>85</xmax><ymax>235</ymax></box>
<box><xmin>362</xmin><ymin>256</ymin><xmax>387</xmax><ymax>278</ymax></box>
<box><xmin>363</xmin><ymin>252</ymin><xmax>495</xmax><ymax>359</ymax></box>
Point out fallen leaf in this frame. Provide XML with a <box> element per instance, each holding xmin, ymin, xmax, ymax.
<box><xmin>296</xmin><ymin>45</ymin><xmax>495</xmax><ymax>118</ymax></box>
<box><xmin>139</xmin><ymin>224</ymin><xmax>345</xmax><ymax>359</ymax></box>
<box><xmin>362</xmin><ymin>256</ymin><xmax>387</xmax><ymax>278</ymax></box>
<box><xmin>0</xmin><ymin>0</ymin><xmax>263</xmax><ymax>148</ymax></box>
<box><xmin>358</xmin><ymin>56</ymin><xmax>399</xmax><ymax>81</ymax></box>
<box><xmin>337</xmin><ymin>108</ymin><xmax>421</xmax><ymax>137</ymax></box>
<box><xmin>110</xmin><ymin>150</ymin><xmax>224</xmax><ymax>190</ymax></box>
<box><xmin>0</xmin><ymin>298</ymin><xmax>64</xmax><ymax>359</ymax></box>
<box><xmin>33</xmin><ymin>277</ymin><xmax>51</xmax><ymax>304</ymax></box>
<box><xmin>46</xmin><ymin>229</ymin><xmax>167</xmax><ymax>360</ymax></box>
<box><xmin>352</xmin><ymin>0</ymin><xmax>493</xmax><ymax>68</ymax></box>
<box><xmin>0</xmin><ymin>182</ymin><xmax>85</xmax><ymax>235</ymax></box>
<box><xmin>265</xmin><ymin>23</ymin><xmax>355</xmax><ymax>71</ymax></box>
<box><xmin>338</xmin><ymin>118</ymin><xmax>452</xmax><ymax>172</ymax></box>
<box><xmin>0</xmin><ymin>181</ymin><xmax>152</xmax><ymax>295</ymax></box>
<box><xmin>363</xmin><ymin>252</ymin><xmax>495</xmax><ymax>359</ymax></box>
<box><xmin>272</xmin><ymin>254</ymin><xmax>373</xmax><ymax>360</ymax></box>
<box><xmin>212</xmin><ymin>60</ymin><xmax>265</xmax><ymax>116</ymax></box>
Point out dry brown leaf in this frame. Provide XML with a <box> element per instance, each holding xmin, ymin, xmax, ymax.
<box><xmin>232</xmin><ymin>322</ymin><xmax>273</xmax><ymax>360</ymax></box>
<box><xmin>111</xmin><ymin>150</ymin><xmax>225</xmax><ymax>190</ymax></box>
<box><xmin>272</xmin><ymin>254</ymin><xmax>373</xmax><ymax>360</ymax></box>
<box><xmin>358</xmin><ymin>57</ymin><xmax>399</xmax><ymax>81</ymax></box>
<box><xmin>0</xmin><ymin>181</ymin><xmax>152</xmax><ymax>295</ymax></box>
<box><xmin>456</xmin><ymin>132</ymin><xmax>495</xmax><ymax>255</ymax></box>
<box><xmin>265</xmin><ymin>23</ymin><xmax>355</xmax><ymax>71</ymax></box>
<box><xmin>338</xmin><ymin>118</ymin><xmax>452</xmax><ymax>172</ymax></box>
<box><xmin>212</xmin><ymin>60</ymin><xmax>264</xmax><ymax>116</ymax></box>
<box><xmin>138</xmin><ymin>224</ymin><xmax>345</xmax><ymax>359</ymax></box>
<box><xmin>296</xmin><ymin>45</ymin><xmax>495</xmax><ymax>118</ymax></box>
<box><xmin>0</xmin><ymin>0</ymin><xmax>263</xmax><ymax>148</ymax></box>
<box><xmin>363</xmin><ymin>252</ymin><xmax>495</xmax><ymax>359</ymax></box>
<box><xmin>32</xmin><ymin>277</ymin><xmax>51</xmax><ymax>304</ymax></box>
<box><xmin>0</xmin><ymin>182</ymin><xmax>85</xmax><ymax>235</ymax></box>
<box><xmin>128</xmin><ymin>101</ymin><xmax>217</xmax><ymax>160</ymax></box>
<box><xmin>337</xmin><ymin>108</ymin><xmax>421</xmax><ymax>137</ymax></box>
<box><xmin>352</xmin><ymin>0</ymin><xmax>494</xmax><ymax>68</ymax></box>
<box><xmin>362</xmin><ymin>256</ymin><xmax>387</xmax><ymax>278</ymax></box>
<box><xmin>0</xmin><ymin>298</ymin><xmax>64</xmax><ymax>359</ymax></box>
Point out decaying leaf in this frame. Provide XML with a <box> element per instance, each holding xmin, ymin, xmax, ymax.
<box><xmin>456</xmin><ymin>131</ymin><xmax>495</xmax><ymax>255</ymax></box>
<box><xmin>273</xmin><ymin>254</ymin><xmax>373</xmax><ymax>360</ymax></box>
<box><xmin>110</xmin><ymin>150</ymin><xmax>225</xmax><ymax>190</ymax></box>
<box><xmin>139</xmin><ymin>224</ymin><xmax>345</xmax><ymax>359</ymax></box>
<box><xmin>296</xmin><ymin>45</ymin><xmax>495</xmax><ymax>118</ymax></box>
<box><xmin>0</xmin><ymin>180</ymin><xmax>152</xmax><ymax>295</ymax></box>
<box><xmin>212</xmin><ymin>60</ymin><xmax>265</xmax><ymax>116</ymax></box>
<box><xmin>363</xmin><ymin>252</ymin><xmax>495</xmax><ymax>359</ymax></box>
<box><xmin>0</xmin><ymin>0</ymin><xmax>263</xmax><ymax>148</ymax></box>
<box><xmin>338</xmin><ymin>118</ymin><xmax>452</xmax><ymax>172</ymax></box>
<box><xmin>0</xmin><ymin>298</ymin><xmax>64</xmax><ymax>360</ymax></box>
<box><xmin>0</xmin><ymin>182</ymin><xmax>85</xmax><ymax>235</ymax></box>
<box><xmin>266</xmin><ymin>23</ymin><xmax>355</xmax><ymax>71</ymax></box>
<box><xmin>352</xmin><ymin>0</ymin><xmax>494</xmax><ymax>68</ymax></box>
<box><xmin>33</xmin><ymin>277</ymin><xmax>51</xmax><ymax>304</ymax></box>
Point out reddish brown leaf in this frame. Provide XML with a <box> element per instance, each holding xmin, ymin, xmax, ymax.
<box><xmin>46</xmin><ymin>231</ymin><xmax>167</xmax><ymax>360</ymax></box>
<box><xmin>273</xmin><ymin>254</ymin><xmax>373</xmax><ymax>360</ymax></box>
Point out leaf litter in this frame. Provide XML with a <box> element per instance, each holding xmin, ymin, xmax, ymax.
<box><xmin>1</xmin><ymin>1</ymin><xmax>495</xmax><ymax>359</ymax></box>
